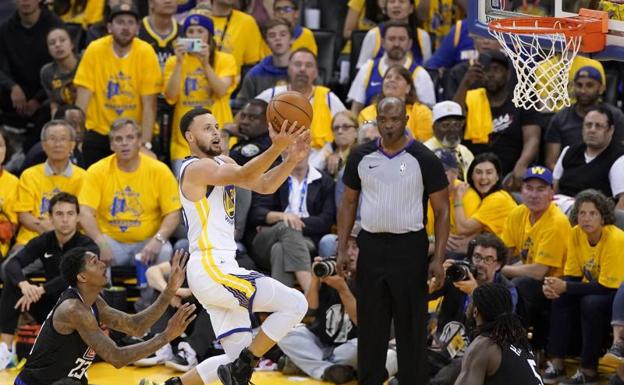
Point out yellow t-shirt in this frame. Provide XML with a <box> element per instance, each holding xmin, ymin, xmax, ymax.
<box><xmin>565</xmin><ymin>225</ymin><xmax>624</xmax><ymax>289</ymax></box>
<box><xmin>0</xmin><ymin>170</ymin><xmax>19</xmax><ymax>256</ymax></box>
<box><xmin>347</xmin><ymin>0</ymin><xmax>378</xmax><ymax>31</ymax></box>
<box><xmin>260</xmin><ymin>26</ymin><xmax>318</xmax><ymax>58</ymax></box>
<box><xmin>73</xmin><ymin>36</ymin><xmax>163</xmax><ymax>136</ymax></box>
<box><xmin>469</xmin><ymin>189</ymin><xmax>517</xmax><ymax>236</ymax></box>
<box><xmin>426</xmin><ymin>179</ymin><xmax>479</xmax><ymax>236</ymax></box>
<box><xmin>83</xmin><ymin>0</ymin><xmax>105</xmax><ymax>25</ymax></box>
<box><xmin>79</xmin><ymin>154</ymin><xmax>181</xmax><ymax>243</ymax></box>
<box><xmin>164</xmin><ymin>52</ymin><xmax>239</xmax><ymax>160</ymax></box>
<box><xmin>358</xmin><ymin>102</ymin><xmax>433</xmax><ymax>142</ymax></box>
<box><xmin>14</xmin><ymin>163</ymin><xmax>86</xmax><ymax>246</ymax></box>
<box><xmin>213</xmin><ymin>10</ymin><xmax>262</xmax><ymax>68</ymax></box>
<box><xmin>501</xmin><ymin>203</ymin><xmax>570</xmax><ymax>276</ymax></box>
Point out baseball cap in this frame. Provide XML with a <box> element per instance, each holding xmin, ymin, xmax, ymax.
<box><xmin>432</xmin><ymin>101</ymin><xmax>463</xmax><ymax>123</ymax></box>
<box><xmin>523</xmin><ymin>166</ymin><xmax>553</xmax><ymax>185</ymax></box>
<box><xmin>434</xmin><ymin>148</ymin><xmax>459</xmax><ymax>171</ymax></box>
<box><xmin>108</xmin><ymin>3</ymin><xmax>140</xmax><ymax>22</ymax></box>
<box><xmin>183</xmin><ymin>11</ymin><xmax>215</xmax><ymax>36</ymax></box>
<box><xmin>574</xmin><ymin>66</ymin><xmax>604</xmax><ymax>84</ymax></box>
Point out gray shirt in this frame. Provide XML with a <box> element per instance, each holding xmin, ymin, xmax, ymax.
<box><xmin>40</xmin><ymin>58</ymin><xmax>79</xmax><ymax>106</ymax></box>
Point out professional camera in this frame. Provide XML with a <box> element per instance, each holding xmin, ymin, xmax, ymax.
<box><xmin>445</xmin><ymin>260</ymin><xmax>478</xmax><ymax>283</ymax></box>
<box><xmin>313</xmin><ymin>258</ymin><xmax>337</xmax><ymax>278</ymax></box>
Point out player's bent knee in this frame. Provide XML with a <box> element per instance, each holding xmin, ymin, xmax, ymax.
<box><xmin>285</xmin><ymin>287</ymin><xmax>308</xmax><ymax>322</ymax></box>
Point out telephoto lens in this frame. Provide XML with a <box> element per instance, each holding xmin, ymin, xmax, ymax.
<box><xmin>313</xmin><ymin>259</ymin><xmax>337</xmax><ymax>278</ymax></box>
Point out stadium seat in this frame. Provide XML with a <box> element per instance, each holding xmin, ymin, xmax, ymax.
<box><xmin>312</xmin><ymin>30</ymin><xmax>337</xmax><ymax>85</ymax></box>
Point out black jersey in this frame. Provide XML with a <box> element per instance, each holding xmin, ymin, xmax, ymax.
<box><xmin>485</xmin><ymin>342</ymin><xmax>544</xmax><ymax>385</ymax></box>
<box><xmin>137</xmin><ymin>16</ymin><xmax>178</xmax><ymax>70</ymax></box>
<box><xmin>16</xmin><ymin>288</ymin><xmax>99</xmax><ymax>385</ymax></box>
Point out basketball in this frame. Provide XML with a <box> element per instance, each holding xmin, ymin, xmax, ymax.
<box><xmin>266</xmin><ymin>91</ymin><xmax>313</xmax><ymax>132</ymax></box>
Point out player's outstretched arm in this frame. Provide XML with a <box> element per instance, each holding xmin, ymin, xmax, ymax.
<box><xmin>184</xmin><ymin>120</ymin><xmax>308</xmax><ymax>191</ymax></box>
<box><xmin>96</xmin><ymin>250</ymin><xmax>189</xmax><ymax>336</ymax></box>
<box><xmin>58</xmin><ymin>299</ymin><xmax>196</xmax><ymax>369</ymax></box>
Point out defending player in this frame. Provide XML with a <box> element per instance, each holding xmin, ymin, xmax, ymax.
<box><xmin>141</xmin><ymin>108</ymin><xmax>310</xmax><ymax>385</ymax></box>
<box><xmin>14</xmin><ymin>248</ymin><xmax>196</xmax><ymax>385</ymax></box>
<box><xmin>454</xmin><ymin>283</ymin><xmax>544</xmax><ymax>385</ymax></box>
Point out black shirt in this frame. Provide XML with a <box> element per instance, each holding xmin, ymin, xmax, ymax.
<box><xmin>308</xmin><ymin>283</ymin><xmax>358</xmax><ymax>346</ymax></box>
<box><xmin>484</xmin><ymin>341</ymin><xmax>542</xmax><ymax>385</ymax></box>
<box><xmin>137</xmin><ymin>17</ymin><xmax>178</xmax><ymax>70</ymax></box>
<box><xmin>17</xmin><ymin>288</ymin><xmax>99</xmax><ymax>385</ymax></box>
<box><xmin>545</xmin><ymin>103</ymin><xmax>624</xmax><ymax>148</ymax></box>
<box><xmin>229</xmin><ymin>133</ymin><xmax>272</xmax><ymax>166</ymax></box>
<box><xmin>4</xmin><ymin>231</ymin><xmax>97</xmax><ymax>295</ymax></box>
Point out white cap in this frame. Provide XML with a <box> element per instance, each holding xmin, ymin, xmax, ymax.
<box><xmin>432</xmin><ymin>101</ymin><xmax>464</xmax><ymax>123</ymax></box>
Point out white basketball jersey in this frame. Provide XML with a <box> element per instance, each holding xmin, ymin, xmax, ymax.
<box><xmin>179</xmin><ymin>157</ymin><xmax>237</xmax><ymax>263</ymax></box>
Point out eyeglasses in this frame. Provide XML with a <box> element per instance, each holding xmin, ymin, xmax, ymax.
<box><xmin>332</xmin><ymin>124</ymin><xmax>357</xmax><ymax>132</ymax></box>
<box><xmin>274</xmin><ymin>6</ymin><xmax>295</xmax><ymax>13</ymax></box>
<box><xmin>472</xmin><ymin>253</ymin><xmax>497</xmax><ymax>265</ymax></box>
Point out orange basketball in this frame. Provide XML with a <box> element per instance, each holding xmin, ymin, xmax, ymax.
<box><xmin>266</xmin><ymin>91</ymin><xmax>313</xmax><ymax>132</ymax></box>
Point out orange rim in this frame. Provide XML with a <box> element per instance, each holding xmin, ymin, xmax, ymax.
<box><xmin>488</xmin><ymin>17</ymin><xmax>586</xmax><ymax>38</ymax></box>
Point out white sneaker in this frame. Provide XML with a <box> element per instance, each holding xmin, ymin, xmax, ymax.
<box><xmin>165</xmin><ymin>342</ymin><xmax>198</xmax><ymax>372</ymax></box>
<box><xmin>0</xmin><ymin>342</ymin><xmax>15</xmax><ymax>371</ymax></box>
<box><xmin>134</xmin><ymin>343</ymin><xmax>173</xmax><ymax>367</ymax></box>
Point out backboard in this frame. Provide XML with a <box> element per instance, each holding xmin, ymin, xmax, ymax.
<box><xmin>469</xmin><ymin>0</ymin><xmax>624</xmax><ymax>60</ymax></box>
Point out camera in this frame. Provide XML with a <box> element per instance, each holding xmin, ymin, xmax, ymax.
<box><xmin>445</xmin><ymin>260</ymin><xmax>477</xmax><ymax>283</ymax></box>
<box><xmin>313</xmin><ymin>258</ymin><xmax>337</xmax><ymax>278</ymax></box>
<box><xmin>178</xmin><ymin>38</ymin><xmax>203</xmax><ymax>53</ymax></box>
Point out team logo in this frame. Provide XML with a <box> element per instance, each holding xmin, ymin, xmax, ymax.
<box><xmin>223</xmin><ymin>185</ymin><xmax>236</xmax><ymax>222</ymax></box>
<box><xmin>530</xmin><ymin>166</ymin><xmax>546</xmax><ymax>175</ymax></box>
<box><xmin>109</xmin><ymin>186</ymin><xmax>144</xmax><ymax>232</ymax></box>
<box><xmin>240</xmin><ymin>144</ymin><xmax>260</xmax><ymax>158</ymax></box>
<box><xmin>40</xmin><ymin>188</ymin><xmax>62</xmax><ymax>215</ymax></box>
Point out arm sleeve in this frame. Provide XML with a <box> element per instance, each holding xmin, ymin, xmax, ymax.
<box><xmin>13</xmin><ymin>172</ymin><xmax>36</xmax><ymax>214</ymax></box>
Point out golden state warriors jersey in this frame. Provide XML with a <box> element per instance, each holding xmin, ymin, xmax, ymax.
<box><xmin>179</xmin><ymin>157</ymin><xmax>238</xmax><ymax>264</ymax></box>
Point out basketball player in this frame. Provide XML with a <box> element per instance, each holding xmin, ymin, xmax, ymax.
<box><xmin>14</xmin><ymin>248</ymin><xmax>196</xmax><ymax>385</ymax></box>
<box><xmin>140</xmin><ymin>108</ymin><xmax>310</xmax><ymax>385</ymax></box>
<box><xmin>454</xmin><ymin>283</ymin><xmax>544</xmax><ymax>385</ymax></box>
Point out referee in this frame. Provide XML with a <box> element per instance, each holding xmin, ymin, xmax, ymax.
<box><xmin>337</xmin><ymin>97</ymin><xmax>450</xmax><ymax>385</ymax></box>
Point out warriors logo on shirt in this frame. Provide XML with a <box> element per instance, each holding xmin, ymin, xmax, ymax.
<box><xmin>40</xmin><ymin>188</ymin><xmax>62</xmax><ymax>216</ymax></box>
<box><xmin>109</xmin><ymin>186</ymin><xmax>144</xmax><ymax>231</ymax></box>
<box><xmin>223</xmin><ymin>185</ymin><xmax>236</xmax><ymax>223</ymax></box>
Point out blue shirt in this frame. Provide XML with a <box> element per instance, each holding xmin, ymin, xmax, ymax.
<box><xmin>425</xmin><ymin>20</ymin><xmax>474</xmax><ymax>70</ymax></box>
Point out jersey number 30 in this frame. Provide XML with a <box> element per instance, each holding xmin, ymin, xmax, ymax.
<box><xmin>68</xmin><ymin>358</ymin><xmax>91</xmax><ymax>379</ymax></box>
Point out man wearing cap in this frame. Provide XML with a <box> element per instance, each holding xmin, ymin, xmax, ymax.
<box><xmin>500</xmin><ymin>165</ymin><xmax>571</xmax><ymax>355</ymax></box>
<box><xmin>424</xmin><ymin>101</ymin><xmax>474</xmax><ymax>182</ymax></box>
<box><xmin>74</xmin><ymin>3</ymin><xmax>162</xmax><ymax>166</ymax></box>
<box><xmin>454</xmin><ymin>49</ymin><xmax>543</xmax><ymax>190</ymax></box>
<box><xmin>545</xmin><ymin>65</ymin><xmax>624</xmax><ymax>170</ymax></box>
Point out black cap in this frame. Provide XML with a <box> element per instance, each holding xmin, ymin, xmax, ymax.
<box><xmin>486</xmin><ymin>49</ymin><xmax>510</xmax><ymax>69</ymax></box>
<box><xmin>108</xmin><ymin>3</ymin><xmax>140</xmax><ymax>22</ymax></box>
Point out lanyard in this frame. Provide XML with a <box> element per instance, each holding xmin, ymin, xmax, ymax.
<box><xmin>287</xmin><ymin>173</ymin><xmax>308</xmax><ymax>216</ymax></box>
<box><xmin>217</xmin><ymin>12</ymin><xmax>233</xmax><ymax>51</ymax></box>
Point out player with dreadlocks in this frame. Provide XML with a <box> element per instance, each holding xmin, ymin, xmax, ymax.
<box><xmin>454</xmin><ymin>282</ymin><xmax>544</xmax><ymax>385</ymax></box>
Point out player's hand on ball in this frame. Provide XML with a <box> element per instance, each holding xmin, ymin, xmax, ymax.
<box><xmin>165</xmin><ymin>249</ymin><xmax>189</xmax><ymax>294</ymax></box>
<box><xmin>269</xmin><ymin>120</ymin><xmax>304</xmax><ymax>149</ymax></box>
<box><xmin>165</xmin><ymin>302</ymin><xmax>197</xmax><ymax>341</ymax></box>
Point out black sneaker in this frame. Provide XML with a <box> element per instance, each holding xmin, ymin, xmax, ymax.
<box><xmin>165</xmin><ymin>342</ymin><xmax>198</xmax><ymax>372</ymax></box>
<box><xmin>560</xmin><ymin>369</ymin><xmax>599</xmax><ymax>385</ymax></box>
<box><xmin>217</xmin><ymin>349</ymin><xmax>255</xmax><ymax>385</ymax></box>
<box><xmin>542</xmin><ymin>362</ymin><xmax>566</xmax><ymax>384</ymax></box>
<box><xmin>322</xmin><ymin>364</ymin><xmax>356</xmax><ymax>385</ymax></box>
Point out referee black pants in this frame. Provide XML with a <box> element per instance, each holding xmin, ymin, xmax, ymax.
<box><xmin>356</xmin><ymin>230</ymin><xmax>429</xmax><ymax>385</ymax></box>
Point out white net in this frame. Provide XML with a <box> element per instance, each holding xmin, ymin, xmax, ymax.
<box><xmin>489</xmin><ymin>19</ymin><xmax>583</xmax><ymax>112</ymax></box>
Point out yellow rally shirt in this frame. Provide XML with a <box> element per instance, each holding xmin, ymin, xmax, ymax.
<box><xmin>73</xmin><ymin>36</ymin><xmax>162</xmax><ymax>136</ymax></box>
<box><xmin>565</xmin><ymin>225</ymin><xmax>624</xmax><ymax>289</ymax></box>
<box><xmin>468</xmin><ymin>189</ymin><xmax>517</xmax><ymax>236</ymax></box>
<box><xmin>79</xmin><ymin>154</ymin><xmax>181</xmax><ymax>243</ymax></box>
<box><xmin>164</xmin><ymin>52</ymin><xmax>239</xmax><ymax>160</ymax></box>
<box><xmin>426</xmin><ymin>179</ymin><xmax>479</xmax><ymax>236</ymax></box>
<box><xmin>0</xmin><ymin>170</ymin><xmax>19</xmax><ymax>256</ymax></box>
<box><xmin>212</xmin><ymin>10</ymin><xmax>262</xmax><ymax>68</ymax></box>
<box><xmin>501</xmin><ymin>203</ymin><xmax>571</xmax><ymax>276</ymax></box>
<box><xmin>14</xmin><ymin>163</ymin><xmax>86</xmax><ymax>245</ymax></box>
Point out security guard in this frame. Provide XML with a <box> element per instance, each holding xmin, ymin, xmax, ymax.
<box><xmin>229</xmin><ymin>99</ymin><xmax>272</xmax><ymax>166</ymax></box>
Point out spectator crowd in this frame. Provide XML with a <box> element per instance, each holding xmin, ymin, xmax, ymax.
<box><xmin>0</xmin><ymin>0</ymin><xmax>624</xmax><ymax>384</ymax></box>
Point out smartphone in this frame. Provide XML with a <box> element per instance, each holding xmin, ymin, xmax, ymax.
<box><xmin>178</xmin><ymin>38</ymin><xmax>203</xmax><ymax>53</ymax></box>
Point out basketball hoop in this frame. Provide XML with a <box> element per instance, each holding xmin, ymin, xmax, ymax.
<box><xmin>488</xmin><ymin>9</ymin><xmax>608</xmax><ymax>112</ymax></box>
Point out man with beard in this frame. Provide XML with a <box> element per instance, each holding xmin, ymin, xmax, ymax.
<box><xmin>424</xmin><ymin>101</ymin><xmax>474</xmax><ymax>182</ymax></box>
<box><xmin>255</xmin><ymin>48</ymin><xmax>346</xmax><ymax>150</ymax></box>
<box><xmin>229</xmin><ymin>100</ymin><xmax>272</xmax><ymax>166</ymax></box>
<box><xmin>348</xmin><ymin>21</ymin><xmax>436</xmax><ymax>114</ymax></box>
<box><xmin>139</xmin><ymin>108</ymin><xmax>310</xmax><ymax>385</ymax></box>
<box><xmin>74</xmin><ymin>3</ymin><xmax>162</xmax><ymax>166</ymax></box>
<box><xmin>545</xmin><ymin>66</ymin><xmax>624</xmax><ymax>170</ymax></box>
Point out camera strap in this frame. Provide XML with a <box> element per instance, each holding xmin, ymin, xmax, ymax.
<box><xmin>287</xmin><ymin>173</ymin><xmax>309</xmax><ymax>216</ymax></box>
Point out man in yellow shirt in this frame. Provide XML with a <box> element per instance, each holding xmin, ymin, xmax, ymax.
<box><xmin>500</xmin><ymin>166</ymin><xmax>571</xmax><ymax>354</ymax></box>
<box><xmin>74</xmin><ymin>4</ymin><xmax>162</xmax><ymax>167</ymax></box>
<box><xmin>13</xmin><ymin>120</ymin><xmax>86</xmax><ymax>251</ymax></box>
<box><xmin>79</xmin><ymin>119</ymin><xmax>181</xmax><ymax>278</ymax></box>
<box><xmin>210</xmin><ymin>0</ymin><xmax>262</xmax><ymax>69</ymax></box>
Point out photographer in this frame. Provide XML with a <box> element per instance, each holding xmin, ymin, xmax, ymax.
<box><xmin>433</xmin><ymin>233</ymin><xmax>517</xmax><ymax>335</ymax></box>
<box><xmin>277</xmin><ymin>224</ymin><xmax>397</xmax><ymax>384</ymax></box>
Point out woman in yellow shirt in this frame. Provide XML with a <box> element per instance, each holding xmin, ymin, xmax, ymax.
<box><xmin>164</xmin><ymin>12</ymin><xmax>238</xmax><ymax>174</ymax></box>
<box><xmin>358</xmin><ymin>65</ymin><xmax>432</xmax><ymax>141</ymax></box>
<box><xmin>0</xmin><ymin>130</ymin><xmax>18</xmax><ymax>258</ymax></box>
<box><xmin>454</xmin><ymin>153</ymin><xmax>517</xmax><ymax>237</ymax></box>
<box><xmin>542</xmin><ymin>189</ymin><xmax>624</xmax><ymax>385</ymax></box>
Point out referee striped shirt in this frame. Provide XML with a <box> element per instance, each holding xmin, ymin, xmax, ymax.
<box><xmin>343</xmin><ymin>138</ymin><xmax>448</xmax><ymax>234</ymax></box>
